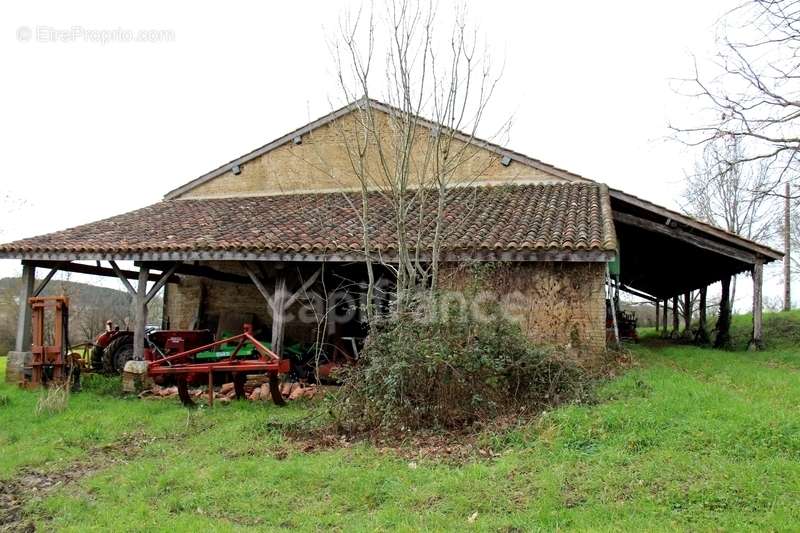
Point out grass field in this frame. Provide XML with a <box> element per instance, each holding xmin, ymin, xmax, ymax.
<box><xmin>1</xmin><ymin>312</ymin><xmax>799</xmax><ymax>531</ymax></box>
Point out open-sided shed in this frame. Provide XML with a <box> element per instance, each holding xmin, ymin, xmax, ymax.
<box><xmin>0</xmin><ymin>99</ymin><xmax>783</xmax><ymax>371</ymax></box>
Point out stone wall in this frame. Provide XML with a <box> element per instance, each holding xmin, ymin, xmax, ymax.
<box><xmin>165</xmin><ymin>260</ymin><xmax>608</xmax><ymax>353</ymax></box>
<box><xmin>164</xmin><ymin>262</ymin><xmax>337</xmax><ymax>344</ymax></box>
<box><xmin>439</xmin><ymin>262</ymin><xmax>607</xmax><ymax>352</ymax></box>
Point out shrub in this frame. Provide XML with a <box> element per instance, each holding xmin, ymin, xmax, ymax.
<box><xmin>329</xmin><ymin>313</ymin><xmax>588</xmax><ymax>433</ymax></box>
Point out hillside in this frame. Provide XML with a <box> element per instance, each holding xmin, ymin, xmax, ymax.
<box><xmin>729</xmin><ymin>309</ymin><xmax>800</xmax><ymax>351</ymax></box>
<box><xmin>0</xmin><ymin>277</ymin><xmax>161</xmax><ymax>353</ymax></box>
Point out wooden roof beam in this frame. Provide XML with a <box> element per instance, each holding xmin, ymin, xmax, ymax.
<box><xmin>610</xmin><ymin>190</ymin><xmax>782</xmax><ymax>261</ymax></box>
<box><xmin>613</xmin><ymin>211</ymin><xmax>760</xmax><ymax>265</ymax></box>
<box><xmin>22</xmin><ymin>260</ymin><xmax>180</xmax><ymax>284</ymax></box>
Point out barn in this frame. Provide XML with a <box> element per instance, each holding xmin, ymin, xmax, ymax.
<box><xmin>0</xmin><ymin>99</ymin><xmax>783</xmax><ymax>375</ymax></box>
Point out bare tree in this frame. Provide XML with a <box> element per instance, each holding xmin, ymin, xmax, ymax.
<box><xmin>330</xmin><ymin>0</ymin><xmax>506</xmax><ymax>314</ymax></box>
<box><xmin>682</xmin><ymin>136</ymin><xmax>778</xmax><ymax>304</ymax></box>
<box><xmin>683</xmin><ymin>137</ymin><xmax>777</xmax><ymax>240</ymax></box>
<box><xmin>674</xmin><ymin>0</ymin><xmax>800</xmax><ymax>191</ymax></box>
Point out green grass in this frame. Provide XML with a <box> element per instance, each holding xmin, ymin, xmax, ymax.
<box><xmin>2</xmin><ymin>311</ymin><xmax>800</xmax><ymax>531</ymax></box>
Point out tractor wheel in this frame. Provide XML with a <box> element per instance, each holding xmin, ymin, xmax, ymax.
<box><xmin>90</xmin><ymin>345</ymin><xmax>105</xmax><ymax>372</ymax></box>
<box><xmin>269</xmin><ymin>373</ymin><xmax>286</xmax><ymax>406</ymax></box>
<box><xmin>102</xmin><ymin>335</ymin><xmax>134</xmax><ymax>374</ymax></box>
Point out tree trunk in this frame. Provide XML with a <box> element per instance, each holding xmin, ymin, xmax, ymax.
<box><xmin>714</xmin><ymin>275</ymin><xmax>732</xmax><ymax>349</ymax></box>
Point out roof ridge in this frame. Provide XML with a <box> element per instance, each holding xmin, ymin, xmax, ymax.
<box><xmin>168</xmin><ymin>180</ymin><xmax>595</xmax><ymax>202</ymax></box>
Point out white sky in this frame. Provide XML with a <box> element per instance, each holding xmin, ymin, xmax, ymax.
<box><xmin>0</xmin><ymin>0</ymin><xmax>791</xmax><ymax>310</ymax></box>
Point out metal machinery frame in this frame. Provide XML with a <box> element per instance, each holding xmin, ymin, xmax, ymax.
<box><xmin>27</xmin><ymin>296</ymin><xmax>73</xmax><ymax>387</ymax></box>
<box><xmin>147</xmin><ymin>324</ymin><xmax>289</xmax><ymax>407</ymax></box>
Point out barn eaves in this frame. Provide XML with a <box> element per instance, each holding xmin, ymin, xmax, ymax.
<box><xmin>0</xmin><ymin>183</ymin><xmax>618</xmax><ymax>263</ymax></box>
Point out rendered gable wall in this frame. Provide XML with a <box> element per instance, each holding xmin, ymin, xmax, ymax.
<box><xmin>177</xmin><ymin>109</ymin><xmax>570</xmax><ymax>199</ymax></box>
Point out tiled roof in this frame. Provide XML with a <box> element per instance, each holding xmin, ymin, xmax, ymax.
<box><xmin>0</xmin><ymin>183</ymin><xmax>617</xmax><ymax>260</ymax></box>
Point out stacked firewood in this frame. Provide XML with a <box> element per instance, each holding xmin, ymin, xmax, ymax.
<box><xmin>139</xmin><ymin>380</ymin><xmax>332</xmax><ymax>402</ymax></box>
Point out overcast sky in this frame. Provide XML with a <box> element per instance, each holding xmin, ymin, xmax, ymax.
<box><xmin>0</xmin><ymin>0</ymin><xmax>790</xmax><ymax>310</ymax></box>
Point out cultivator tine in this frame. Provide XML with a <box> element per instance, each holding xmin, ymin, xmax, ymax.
<box><xmin>177</xmin><ymin>378</ymin><xmax>196</xmax><ymax>408</ymax></box>
<box><xmin>146</xmin><ymin>326</ymin><xmax>291</xmax><ymax>408</ymax></box>
<box><xmin>269</xmin><ymin>373</ymin><xmax>285</xmax><ymax>406</ymax></box>
<box><xmin>233</xmin><ymin>373</ymin><xmax>246</xmax><ymax>400</ymax></box>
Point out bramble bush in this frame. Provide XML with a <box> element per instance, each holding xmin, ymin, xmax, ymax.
<box><xmin>330</xmin><ymin>312</ymin><xmax>589</xmax><ymax>433</ymax></box>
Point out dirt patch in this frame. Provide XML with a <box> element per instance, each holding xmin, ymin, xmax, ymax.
<box><xmin>281</xmin><ymin>413</ymin><xmax>536</xmax><ymax>465</ymax></box>
<box><xmin>0</xmin><ymin>432</ymin><xmax>155</xmax><ymax>531</ymax></box>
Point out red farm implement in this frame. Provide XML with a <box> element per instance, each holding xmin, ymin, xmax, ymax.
<box><xmin>146</xmin><ymin>324</ymin><xmax>289</xmax><ymax>407</ymax></box>
<box><xmin>24</xmin><ymin>296</ymin><xmax>81</xmax><ymax>389</ymax></box>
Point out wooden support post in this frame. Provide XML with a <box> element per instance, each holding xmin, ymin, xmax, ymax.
<box><xmin>208</xmin><ymin>371</ymin><xmax>214</xmax><ymax>407</ymax></box>
<box><xmin>14</xmin><ymin>264</ymin><xmax>35</xmax><ymax>352</ymax></box>
<box><xmin>32</xmin><ymin>266</ymin><xmax>60</xmax><ymax>297</ymax></box>
<box><xmin>109</xmin><ymin>261</ymin><xmax>137</xmax><ymax>296</ymax></box>
<box><xmin>243</xmin><ymin>263</ymin><xmax>276</xmax><ymax>310</ymax></box>
<box><xmin>784</xmin><ymin>182</ymin><xmax>791</xmax><ymax>312</ymax></box>
<box><xmin>162</xmin><ymin>284</ymin><xmax>170</xmax><ymax>330</ymax></box>
<box><xmin>714</xmin><ymin>275</ymin><xmax>732</xmax><ymax>349</ymax></box>
<box><xmin>683</xmin><ymin>291</ymin><xmax>692</xmax><ymax>338</ymax></box>
<box><xmin>271</xmin><ymin>277</ymin><xmax>287</xmax><ymax>357</ymax></box>
<box><xmin>243</xmin><ymin>263</ymin><xmax>323</xmax><ymax>358</ymax></box>
<box><xmin>749</xmin><ymin>258</ymin><xmax>764</xmax><ymax>351</ymax></box>
<box><xmin>695</xmin><ymin>286</ymin><xmax>709</xmax><ymax>344</ymax></box>
<box><xmin>671</xmin><ymin>296</ymin><xmax>680</xmax><ymax>338</ymax></box>
<box><xmin>145</xmin><ymin>263</ymin><xmax>180</xmax><ymax>305</ymax></box>
<box><xmin>133</xmin><ymin>267</ymin><xmax>149</xmax><ymax>361</ymax></box>
<box><xmin>661</xmin><ymin>298</ymin><xmax>668</xmax><ymax>336</ymax></box>
<box><xmin>655</xmin><ymin>300</ymin><xmax>660</xmax><ymax>332</ymax></box>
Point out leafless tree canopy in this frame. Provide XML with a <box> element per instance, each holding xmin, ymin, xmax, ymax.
<box><xmin>675</xmin><ymin>0</ymin><xmax>800</xmax><ymax>193</ymax></box>
<box><xmin>330</xmin><ymin>0</ymin><xmax>507</xmax><ymax>313</ymax></box>
<box><xmin>682</xmin><ymin>137</ymin><xmax>778</xmax><ymax>242</ymax></box>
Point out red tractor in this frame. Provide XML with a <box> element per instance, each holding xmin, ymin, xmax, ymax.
<box><xmin>90</xmin><ymin>321</ymin><xmax>136</xmax><ymax>374</ymax></box>
<box><xmin>90</xmin><ymin>321</ymin><xmax>196</xmax><ymax>374</ymax></box>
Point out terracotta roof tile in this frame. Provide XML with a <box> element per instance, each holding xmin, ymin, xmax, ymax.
<box><xmin>0</xmin><ymin>183</ymin><xmax>617</xmax><ymax>258</ymax></box>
